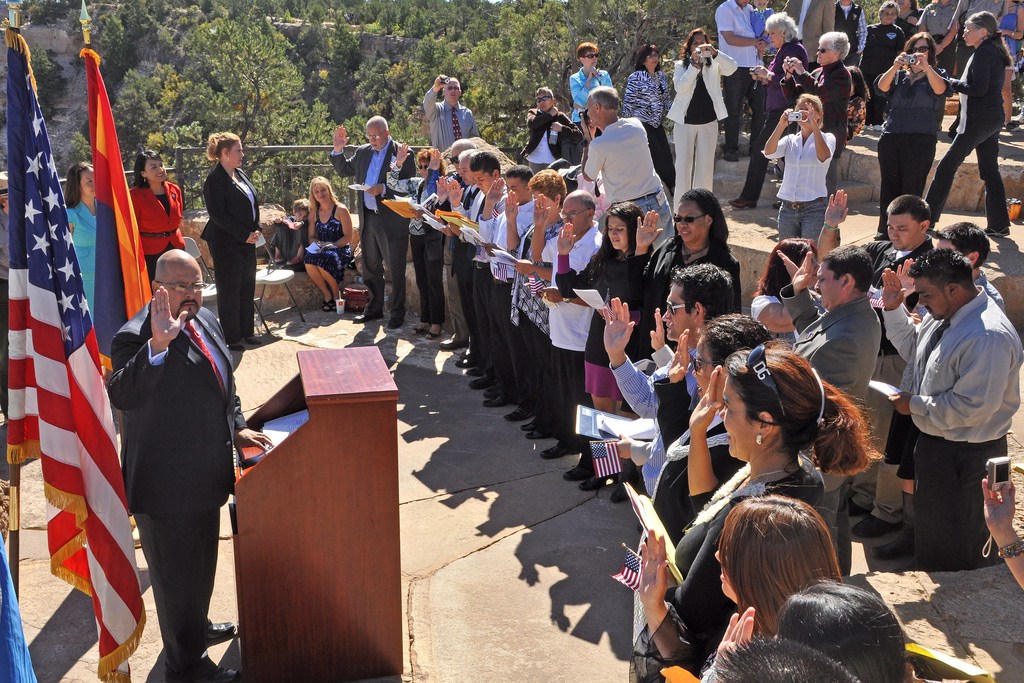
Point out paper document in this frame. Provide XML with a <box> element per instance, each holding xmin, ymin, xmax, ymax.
<box><xmin>573</xmin><ymin>288</ymin><xmax>608</xmax><ymax>311</ymax></box>
<box><xmin>489</xmin><ymin>248</ymin><xmax>518</xmax><ymax>265</ymax></box>
<box><xmin>261</xmin><ymin>409</ymin><xmax>310</xmax><ymax>447</ymax></box>
<box><xmin>576</xmin><ymin>405</ymin><xmax>656</xmax><ymax>441</ymax></box>
<box><xmin>623</xmin><ymin>483</ymin><xmax>684</xmax><ymax>584</ymax></box>
<box><xmin>348</xmin><ymin>183</ymin><xmax>372</xmax><ymax>192</ymax></box>
<box><xmin>458</xmin><ymin>226</ymin><xmax>486</xmax><ymax>246</ymax></box>
<box><xmin>421</xmin><ymin>213</ymin><xmax>448</xmax><ymax>232</ymax></box>
<box><xmin>305</xmin><ymin>242</ymin><xmax>321</xmax><ymax>255</ymax></box>
<box><xmin>868</xmin><ymin>380</ymin><xmax>901</xmax><ymax>396</ymax></box>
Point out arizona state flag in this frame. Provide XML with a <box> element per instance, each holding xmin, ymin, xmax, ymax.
<box><xmin>80</xmin><ymin>47</ymin><xmax>151</xmax><ymax>360</ymax></box>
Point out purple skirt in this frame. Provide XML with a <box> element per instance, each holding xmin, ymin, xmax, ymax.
<box><xmin>585</xmin><ymin>361</ymin><xmax>625</xmax><ymax>401</ymax></box>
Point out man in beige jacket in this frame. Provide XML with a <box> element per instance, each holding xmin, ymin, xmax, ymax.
<box><xmin>785</xmin><ymin>0</ymin><xmax>835</xmax><ymax>67</ymax></box>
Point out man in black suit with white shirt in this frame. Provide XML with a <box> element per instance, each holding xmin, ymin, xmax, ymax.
<box><xmin>330</xmin><ymin>117</ymin><xmax>417</xmax><ymax>328</ymax></box>
<box><xmin>108</xmin><ymin>250</ymin><xmax>273</xmax><ymax>683</ymax></box>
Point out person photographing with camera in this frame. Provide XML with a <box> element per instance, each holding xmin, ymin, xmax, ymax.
<box><xmin>873</xmin><ymin>32</ymin><xmax>950</xmax><ymax>239</ymax></box>
<box><xmin>983</xmin><ymin>464</ymin><xmax>1024</xmax><ymax>589</ymax></box>
<box><xmin>763</xmin><ymin>94</ymin><xmax>835</xmax><ymax>239</ymax></box>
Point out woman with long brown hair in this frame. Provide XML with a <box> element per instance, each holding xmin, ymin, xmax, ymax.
<box><xmin>631</xmin><ymin>344</ymin><xmax>876</xmax><ymax>679</ymax></box>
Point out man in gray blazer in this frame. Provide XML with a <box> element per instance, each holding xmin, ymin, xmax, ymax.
<box><xmin>780</xmin><ymin>244</ymin><xmax>880</xmax><ymax>574</ymax></box>
<box><xmin>330</xmin><ymin>117</ymin><xmax>416</xmax><ymax>328</ymax></box>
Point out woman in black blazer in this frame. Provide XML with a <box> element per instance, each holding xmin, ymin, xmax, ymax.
<box><xmin>202</xmin><ymin>132</ymin><xmax>261</xmax><ymax>350</ymax></box>
<box><xmin>925</xmin><ymin>11</ymin><xmax>1012</xmax><ymax>236</ymax></box>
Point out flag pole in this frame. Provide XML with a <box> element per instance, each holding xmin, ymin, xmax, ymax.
<box><xmin>6</xmin><ymin>0</ymin><xmax>25</xmax><ymax>598</ymax></box>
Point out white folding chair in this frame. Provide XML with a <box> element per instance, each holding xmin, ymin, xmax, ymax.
<box><xmin>253</xmin><ymin>232</ymin><xmax>305</xmax><ymax>333</ymax></box>
<box><xmin>183</xmin><ymin>237</ymin><xmax>218</xmax><ymax>301</ymax></box>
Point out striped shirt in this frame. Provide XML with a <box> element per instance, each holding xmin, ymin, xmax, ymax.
<box><xmin>621</xmin><ymin>70</ymin><xmax>672</xmax><ymax>127</ymax></box>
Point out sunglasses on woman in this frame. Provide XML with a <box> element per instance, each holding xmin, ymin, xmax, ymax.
<box><xmin>746</xmin><ymin>344</ymin><xmax>786</xmax><ymax>417</ymax></box>
<box><xmin>673</xmin><ymin>213</ymin><xmax>707</xmax><ymax>223</ymax></box>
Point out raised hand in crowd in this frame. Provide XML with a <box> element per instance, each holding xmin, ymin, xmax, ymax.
<box><xmin>634</xmin><ymin>209</ymin><xmax>663</xmax><ymax>255</ymax></box>
<box><xmin>395</xmin><ymin>142</ymin><xmax>411</xmax><ymax>168</ymax></box>
<box><xmin>446</xmin><ymin>177</ymin><xmax>464</xmax><ymax>206</ymax></box>
<box><xmin>433</xmin><ymin>74</ymin><xmax>449</xmax><ymax>91</ymax></box>
<box><xmin>894</xmin><ymin>258</ymin><xmax>916</xmax><ymax>297</ymax></box>
<box><xmin>149</xmin><ymin>284</ymin><xmax>188</xmax><ymax>354</ymax></box>
<box><xmin>505</xmin><ymin>185</ymin><xmax>520</xmax><ymax>225</ymax></box>
<box><xmin>638</xmin><ymin>529</ymin><xmax>672</xmax><ymax>632</ymax></box>
<box><xmin>534</xmin><ymin>193</ymin><xmax>556</xmax><ymax>232</ymax></box>
<box><xmin>879</xmin><ymin>267</ymin><xmax>907</xmax><ymax>311</ymax></box>
<box><xmin>717</xmin><ymin>607</ymin><xmax>757</xmax><ymax>661</ymax></box>
<box><xmin>690</xmin><ymin>366</ymin><xmax>724</xmax><ymax>436</ymax></box>
<box><xmin>556</xmin><ymin>221</ymin><xmax>575</xmax><ymax>255</ymax></box>
<box><xmin>667</xmin><ymin>329</ymin><xmax>690</xmax><ymax>384</ymax></box>
<box><xmin>778</xmin><ymin>250</ymin><xmax>820</xmax><ymax>293</ymax></box>
<box><xmin>687</xmin><ymin>366</ymin><xmax>726</xmax><ymax>495</ymax></box>
<box><xmin>332</xmin><ymin>125</ymin><xmax>348</xmax><ymax>153</ymax></box>
<box><xmin>650</xmin><ymin>307</ymin><xmax>666</xmax><ymax>351</ymax></box>
<box><xmin>483</xmin><ymin>177</ymin><xmax>505</xmax><ymax>216</ymax></box>
<box><xmin>428</xmin><ymin>148</ymin><xmax>442</xmax><ymax>170</ymax></box>
<box><xmin>825</xmin><ymin>190</ymin><xmax>849</xmax><ymax>226</ymax></box>
<box><xmin>602</xmin><ymin>297</ymin><xmax>636</xmax><ymax>368</ymax></box>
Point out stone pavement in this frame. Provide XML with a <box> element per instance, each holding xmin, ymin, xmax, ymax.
<box><xmin>5</xmin><ymin>302</ymin><xmax>1024</xmax><ymax>682</ymax></box>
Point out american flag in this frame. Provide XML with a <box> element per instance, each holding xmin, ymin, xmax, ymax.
<box><xmin>527</xmin><ymin>274</ymin><xmax>545</xmax><ymax>295</ymax></box>
<box><xmin>6</xmin><ymin>30</ymin><xmax>145</xmax><ymax>681</ymax></box>
<box><xmin>611</xmin><ymin>547</ymin><xmax>642</xmax><ymax>591</ymax></box>
<box><xmin>591</xmin><ymin>440</ymin><xmax>623</xmax><ymax>479</ymax></box>
<box><xmin>492</xmin><ymin>262</ymin><xmax>516</xmax><ymax>282</ymax></box>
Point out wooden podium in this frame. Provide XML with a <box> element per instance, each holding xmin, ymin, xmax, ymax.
<box><xmin>233</xmin><ymin>347</ymin><xmax>402</xmax><ymax>682</ymax></box>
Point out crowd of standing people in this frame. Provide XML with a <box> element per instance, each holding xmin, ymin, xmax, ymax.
<box><xmin>21</xmin><ymin>2</ymin><xmax>1024</xmax><ymax>679</ymax></box>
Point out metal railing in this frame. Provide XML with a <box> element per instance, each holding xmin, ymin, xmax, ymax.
<box><xmin>171</xmin><ymin>144</ymin><xmax>521</xmax><ymax>212</ymax></box>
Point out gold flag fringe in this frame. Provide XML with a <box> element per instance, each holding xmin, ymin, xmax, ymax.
<box><xmin>80</xmin><ymin>47</ymin><xmax>101</xmax><ymax>64</ymax></box>
<box><xmin>7</xmin><ymin>439</ymin><xmax>41</xmax><ymax>465</ymax></box>
<box><xmin>5</xmin><ymin>28</ymin><xmax>38</xmax><ymax>93</ymax></box>
<box><xmin>99</xmin><ymin>613</ymin><xmax>146</xmax><ymax>683</ymax></box>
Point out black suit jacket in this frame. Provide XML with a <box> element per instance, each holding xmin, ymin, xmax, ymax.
<box><xmin>107</xmin><ymin>306</ymin><xmax>247</xmax><ymax>514</ymax></box>
<box><xmin>329</xmin><ymin>139</ymin><xmax>416</xmax><ymax>237</ymax></box>
<box><xmin>201</xmin><ymin>164</ymin><xmax>260</xmax><ymax>246</ymax></box>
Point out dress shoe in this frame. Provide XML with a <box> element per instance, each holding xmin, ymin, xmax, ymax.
<box><xmin>439</xmin><ymin>337</ymin><xmax>469</xmax><ymax>351</ymax></box>
<box><xmin>226</xmin><ymin>342</ymin><xmax>245</xmax><ymax>352</ymax></box>
<box><xmin>846</xmin><ymin>499</ymin><xmax>872</xmax><ymax>517</ymax></box>
<box><xmin>385</xmin><ymin>315</ymin><xmax>405</xmax><ymax>329</ymax></box>
<box><xmin>243</xmin><ymin>335</ymin><xmax>263</xmax><ymax>346</ymax></box>
<box><xmin>525</xmin><ymin>429</ymin><xmax>552</xmax><ymax>439</ymax></box>
<box><xmin>541</xmin><ymin>444</ymin><xmax>576</xmax><ymax>459</ymax></box>
<box><xmin>504</xmin><ymin>407</ymin><xmax>532</xmax><ymax>422</ymax></box>
<box><xmin>579</xmin><ymin>476</ymin><xmax>612</xmax><ymax>491</ymax></box>
<box><xmin>609</xmin><ymin>482</ymin><xmax>629</xmax><ymax>503</ymax></box>
<box><xmin>722</xmin><ymin>151</ymin><xmax>739</xmax><ymax>162</ymax></box>
<box><xmin>468</xmin><ymin>376</ymin><xmax>496</xmax><ymax>390</ymax></box>
<box><xmin>483</xmin><ymin>396</ymin><xmax>508</xmax><ymax>408</ymax></box>
<box><xmin>166</xmin><ymin>665</ymin><xmax>240</xmax><ymax>683</ymax></box>
<box><xmin>562</xmin><ymin>464</ymin><xmax>594</xmax><ymax>481</ymax></box>
<box><xmin>466</xmin><ymin>366</ymin><xmax>484</xmax><ymax>377</ymax></box>
<box><xmin>483</xmin><ymin>385</ymin><xmax>503</xmax><ymax>398</ymax></box>
<box><xmin>871</xmin><ymin>529</ymin><xmax>915</xmax><ymax>561</ymax></box>
<box><xmin>986</xmin><ymin>225</ymin><xmax>1011</xmax><ymax>237</ymax></box>
<box><xmin>353</xmin><ymin>311</ymin><xmax>384</xmax><ymax>324</ymax></box>
<box><xmin>852</xmin><ymin>514</ymin><xmax>902</xmax><ymax>539</ymax></box>
<box><xmin>454</xmin><ymin>356</ymin><xmax>477</xmax><ymax>369</ymax></box>
<box><xmin>520</xmin><ymin>421</ymin><xmax>538</xmax><ymax>431</ymax></box>
<box><xmin>728</xmin><ymin>198</ymin><xmax>757</xmax><ymax>210</ymax></box>
<box><xmin>206</xmin><ymin>621</ymin><xmax>238</xmax><ymax>645</ymax></box>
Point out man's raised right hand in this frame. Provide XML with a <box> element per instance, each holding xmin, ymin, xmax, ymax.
<box><xmin>149</xmin><ymin>285</ymin><xmax>187</xmax><ymax>355</ymax></box>
<box><xmin>333</xmin><ymin>125</ymin><xmax>348</xmax><ymax>153</ymax></box>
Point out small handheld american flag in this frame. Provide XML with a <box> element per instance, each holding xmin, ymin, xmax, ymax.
<box><xmin>612</xmin><ymin>546</ymin><xmax>642</xmax><ymax>591</ymax></box>
<box><xmin>527</xmin><ymin>273</ymin><xmax>545</xmax><ymax>295</ymax></box>
<box><xmin>591</xmin><ymin>440</ymin><xmax>623</xmax><ymax>479</ymax></box>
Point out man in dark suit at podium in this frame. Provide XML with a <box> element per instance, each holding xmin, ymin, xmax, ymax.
<box><xmin>108</xmin><ymin>250</ymin><xmax>273</xmax><ymax>683</ymax></box>
<box><xmin>329</xmin><ymin>117</ymin><xmax>417</xmax><ymax>329</ymax></box>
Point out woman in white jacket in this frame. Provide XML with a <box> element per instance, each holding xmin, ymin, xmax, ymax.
<box><xmin>668</xmin><ymin>29</ymin><xmax>737</xmax><ymax>204</ymax></box>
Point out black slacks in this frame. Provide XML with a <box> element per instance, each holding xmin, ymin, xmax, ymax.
<box><xmin>914</xmin><ymin>433</ymin><xmax>1005</xmax><ymax>572</ymax></box>
<box><xmin>877</xmin><ymin>133</ymin><xmax>938</xmax><ymax>235</ymax></box>
<box><xmin>925</xmin><ymin>117</ymin><xmax>1009</xmax><ymax>231</ymax></box>
<box><xmin>207</xmin><ymin>238</ymin><xmax>256</xmax><ymax>344</ymax></box>
<box><xmin>360</xmin><ymin>212</ymin><xmax>409</xmax><ymax>319</ymax></box>
<box><xmin>643</xmin><ymin>122</ymin><xmax>676</xmax><ymax>198</ymax></box>
<box><xmin>488</xmin><ymin>279</ymin><xmax>519</xmax><ymax>403</ymax></box>
<box><xmin>135</xmin><ymin>509</ymin><xmax>221</xmax><ymax>676</ymax></box>
<box><xmin>550</xmin><ymin>345</ymin><xmax>592</xmax><ymax>461</ymax></box>
<box><xmin>739</xmin><ymin>108</ymin><xmax>787</xmax><ymax>202</ymax></box>
<box><xmin>456</xmin><ymin>275</ymin><xmax>478</xmax><ymax>358</ymax></box>
<box><xmin>472</xmin><ymin>266</ymin><xmax>495</xmax><ymax>376</ymax></box>
<box><xmin>519</xmin><ymin>316</ymin><xmax>556</xmax><ymax>434</ymax></box>
<box><xmin>410</xmin><ymin>232</ymin><xmax>445</xmax><ymax>326</ymax></box>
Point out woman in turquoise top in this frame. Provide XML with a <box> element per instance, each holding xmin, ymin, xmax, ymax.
<box><xmin>64</xmin><ymin>162</ymin><xmax>97</xmax><ymax>308</ymax></box>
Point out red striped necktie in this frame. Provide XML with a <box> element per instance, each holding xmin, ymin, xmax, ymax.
<box><xmin>185</xmin><ymin>320</ymin><xmax>226</xmax><ymax>396</ymax></box>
